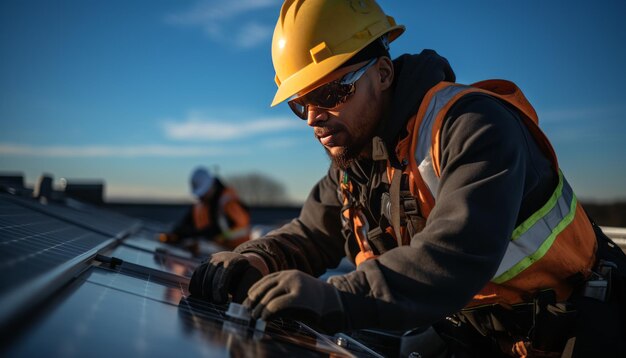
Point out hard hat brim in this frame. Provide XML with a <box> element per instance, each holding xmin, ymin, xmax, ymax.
<box><xmin>271</xmin><ymin>25</ymin><xmax>405</xmax><ymax>107</ymax></box>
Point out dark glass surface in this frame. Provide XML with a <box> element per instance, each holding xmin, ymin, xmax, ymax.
<box><xmin>120</xmin><ymin>236</ymin><xmax>187</xmax><ymax>255</ymax></box>
<box><xmin>38</xmin><ymin>198</ymin><xmax>141</xmax><ymax>237</ymax></box>
<box><xmin>0</xmin><ymin>198</ymin><xmax>110</xmax><ymax>295</ymax></box>
<box><xmin>107</xmin><ymin>244</ymin><xmax>198</xmax><ymax>277</ymax></box>
<box><xmin>122</xmin><ymin>234</ymin><xmax>231</xmax><ymax>260</ymax></box>
<box><xmin>5</xmin><ymin>266</ymin><xmax>363</xmax><ymax>357</ymax></box>
<box><xmin>1</xmin><ymin>195</ymin><xmax>378</xmax><ymax>357</ymax></box>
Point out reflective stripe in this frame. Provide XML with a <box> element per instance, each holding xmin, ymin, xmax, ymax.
<box><xmin>417</xmin><ymin>155</ymin><xmax>440</xmax><ymax>199</ymax></box>
<box><xmin>415</xmin><ymin>85</ymin><xmax>469</xmax><ymax>199</ymax></box>
<box><xmin>222</xmin><ymin>227</ymin><xmax>249</xmax><ymax>240</ymax></box>
<box><xmin>492</xmin><ymin>172</ymin><xmax>576</xmax><ymax>283</ymax></box>
<box><xmin>414</xmin><ymin>84</ymin><xmax>578</xmax><ymax>285</ymax></box>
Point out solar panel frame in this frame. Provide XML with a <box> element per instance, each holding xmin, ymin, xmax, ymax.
<box><xmin>0</xmin><ymin>196</ymin><xmax>119</xmax><ymax>329</ymax></box>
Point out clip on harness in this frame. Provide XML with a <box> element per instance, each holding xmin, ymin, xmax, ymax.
<box><xmin>340</xmin><ymin>171</ymin><xmax>377</xmax><ymax>266</ymax></box>
<box><xmin>340</xmin><ymin>137</ymin><xmax>426</xmax><ymax>266</ymax></box>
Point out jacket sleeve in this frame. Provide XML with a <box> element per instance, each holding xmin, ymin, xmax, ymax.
<box><xmin>171</xmin><ymin>207</ymin><xmax>198</xmax><ymax>239</ymax></box>
<box><xmin>234</xmin><ymin>168</ymin><xmax>346</xmax><ymax>277</ymax></box>
<box><xmin>330</xmin><ymin>95</ymin><xmax>555</xmax><ymax>331</ymax></box>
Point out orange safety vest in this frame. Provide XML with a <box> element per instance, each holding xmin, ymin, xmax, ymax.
<box><xmin>345</xmin><ymin>79</ymin><xmax>597</xmax><ymax>307</ymax></box>
<box><xmin>193</xmin><ymin>187</ymin><xmax>250</xmax><ymax>250</ymax></box>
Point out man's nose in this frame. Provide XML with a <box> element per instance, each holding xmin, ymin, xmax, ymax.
<box><xmin>307</xmin><ymin>107</ymin><xmax>329</xmax><ymax>127</ymax></box>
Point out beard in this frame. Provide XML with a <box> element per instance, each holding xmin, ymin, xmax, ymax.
<box><xmin>326</xmin><ymin>146</ymin><xmax>353</xmax><ymax>170</ymax></box>
<box><xmin>317</xmin><ymin>86</ymin><xmax>383</xmax><ymax>170</ymax></box>
<box><xmin>324</xmin><ymin>133</ymin><xmax>371</xmax><ymax>170</ymax></box>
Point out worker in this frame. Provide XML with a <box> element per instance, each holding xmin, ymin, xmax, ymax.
<box><xmin>188</xmin><ymin>1</ymin><xmax>626</xmax><ymax>356</ymax></box>
<box><xmin>160</xmin><ymin>167</ymin><xmax>250</xmax><ymax>252</ymax></box>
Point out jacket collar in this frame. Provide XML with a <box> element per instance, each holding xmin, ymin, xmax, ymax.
<box><xmin>377</xmin><ymin>50</ymin><xmax>456</xmax><ymax>168</ymax></box>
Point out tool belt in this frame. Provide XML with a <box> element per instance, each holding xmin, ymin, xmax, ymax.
<box><xmin>439</xmin><ymin>222</ymin><xmax>626</xmax><ymax>357</ymax></box>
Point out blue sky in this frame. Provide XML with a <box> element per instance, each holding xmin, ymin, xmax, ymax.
<box><xmin>1</xmin><ymin>0</ymin><xmax>625</xmax><ymax>203</ymax></box>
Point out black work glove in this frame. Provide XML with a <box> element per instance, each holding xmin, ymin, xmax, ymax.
<box><xmin>189</xmin><ymin>252</ymin><xmax>263</xmax><ymax>303</ymax></box>
<box><xmin>243</xmin><ymin>270</ymin><xmax>346</xmax><ymax>333</ymax></box>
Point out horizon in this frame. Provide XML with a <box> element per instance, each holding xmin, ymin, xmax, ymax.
<box><xmin>1</xmin><ymin>1</ymin><xmax>625</xmax><ymax>203</ymax></box>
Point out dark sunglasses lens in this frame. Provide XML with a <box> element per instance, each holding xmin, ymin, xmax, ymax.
<box><xmin>288</xmin><ymin>100</ymin><xmax>307</xmax><ymax>120</ymax></box>
<box><xmin>308</xmin><ymin>82</ymin><xmax>342</xmax><ymax>108</ymax></box>
<box><xmin>289</xmin><ymin>79</ymin><xmax>356</xmax><ymax>120</ymax></box>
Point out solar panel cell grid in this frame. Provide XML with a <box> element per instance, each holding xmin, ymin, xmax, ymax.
<box><xmin>0</xmin><ymin>200</ymin><xmax>110</xmax><ymax>295</ymax></box>
<box><xmin>44</xmin><ymin>199</ymin><xmax>142</xmax><ymax>237</ymax></box>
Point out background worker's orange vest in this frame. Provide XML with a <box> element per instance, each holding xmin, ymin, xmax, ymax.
<box><xmin>391</xmin><ymin>80</ymin><xmax>597</xmax><ymax>307</ymax></box>
<box><xmin>193</xmin><ymin>187</ymin><xmax>250</xmax><ymax>250</ymax></box>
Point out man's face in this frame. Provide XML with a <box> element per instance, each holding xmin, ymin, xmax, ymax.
<box><xmin>302</xmin><ymin>60</ymin><xmax>387</xmax><ymax>169</ymax></box>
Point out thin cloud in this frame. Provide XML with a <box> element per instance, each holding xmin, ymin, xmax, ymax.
<box><xmin>0</xmin><ymin>144</ymin><xmax>245</xmax><ymax>158</ymax></box>
<box><xmin>167</xmin><ymin>0</ymin><xmax>276</xmax><ymax>23</ymax></box>
<box><xmin>163</xmin><ymin>113</ymin><xmax>301</xmax><ymax>141</ymax></box>
<box><xmin>260</xmin><ymin>137</ymin><xmax>300</xmax><ymax>149</ymax></box>
<box><xmin>235</xmin><ymin>22</ymin><xmax>273</xmax><ymax>49</ymax></box>
<box><xmin>165</xmin><ymin>0</ymin><xmax>278</xmax><ymax>48</ymax></box>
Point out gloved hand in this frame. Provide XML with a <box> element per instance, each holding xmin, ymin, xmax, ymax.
<box><xmin>243</xmin><ymin>270</ymin><xmax>346</xmax><ymax>333</ymax></box>
<box><xmin>188</xmin><ymin>252</ymin><xmax>263</xmax><ymax>303</ymax></box>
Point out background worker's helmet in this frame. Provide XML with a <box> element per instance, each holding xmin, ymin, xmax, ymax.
<box><xmin>190</xmin><ymin>167</ymin><xmax>215</xmax><ymax>198</ymax></box>
<box><xmin>270</xmin><ymin>0</ymin><xmax>405</xmax><ymax>106</ymax></box>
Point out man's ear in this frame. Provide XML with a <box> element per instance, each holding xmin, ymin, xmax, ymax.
<box><xmin>377</xmin><ymin>56</ymin><xmax>394</xmax><ymax>91</ymax></box>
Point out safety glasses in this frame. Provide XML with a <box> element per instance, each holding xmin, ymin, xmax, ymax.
<box><xmin>288</xmin><ymin>58</ymin><xmax>378</xmax><ymax>120</ymax></box>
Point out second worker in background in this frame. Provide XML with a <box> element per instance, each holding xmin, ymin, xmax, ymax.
<box><xmin>160</xmin><ymin>167</ymin><xmax>250</xmax><ymax>253</ymax></box>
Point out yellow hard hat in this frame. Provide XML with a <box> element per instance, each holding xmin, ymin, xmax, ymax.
<box><xmin>270</xmin><ymin>0</ymin><xmax>405</xmax><ymax>107</ymax></box>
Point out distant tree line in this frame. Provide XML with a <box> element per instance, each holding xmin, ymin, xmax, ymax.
<box><xmin>226</xmin><ymin>172</ymin><xmax>291</xmax><ymax>206</ymax></box>
<box><xmin>222</xmin><ymin>173</ymin><xmax>626</xmax><ymax>225</ymax></box>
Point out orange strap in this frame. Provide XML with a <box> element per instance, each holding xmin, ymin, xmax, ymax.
<box><xmin>353</xmin><ymin>209</ymin><xmax>377</xmax><ymax>266</ymax></box>
<box><xmin>340</xmin><ymin>171</ymin><xmax>378</xmax><ymax>266</ymax></box>
<box><xmin>222</xmin><ymin>198</ymin><xmax>250</xmax><ymax>230</ymax></box>
<box><xmin>192</xmin><ymin>202</ymin><xmax>211</xmax><ymax>229</ymax></box>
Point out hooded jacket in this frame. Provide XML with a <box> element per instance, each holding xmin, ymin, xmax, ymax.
<box><xmin>234</xmin><ymin>50</ymin><xmax>561</xmax><ymax>330</ymax></box>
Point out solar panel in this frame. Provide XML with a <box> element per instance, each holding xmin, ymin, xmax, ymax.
<box><xmin>118</xmin><ymin>235</ymin><xmax>199</xmax><ymax>259</ymax></box>
<box><xmin>0</xmin><ymin>192</ymin><xmax>382</xmax><ymax>357</ymax></box>
<box><xmin>4</xmin><ymin>194</ymin><xmax>141</xmax><ymax>238</ymax></box>
<box><xmin>105</xmin><ymin>244</ymin><xmax>198</xmax><ymax>277</ymax></box>
<box><xmin>4</xmin><ymin>264</ymin><xmax>370</xmax><ymax>357</ymax></box>
<box><xmin>0</xmin><ymin>196</ymin><xmax>111</xmax><ymax>296</ymax></box>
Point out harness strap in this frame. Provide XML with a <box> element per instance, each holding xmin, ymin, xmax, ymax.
<box><xmin>402</xmin><ymin>193</ymin><xmax>425</xmax><ymax>239</ymax></box>
<box><xmin>340</xmin><ymin>170</ymin><xmax>378</xmax><ymax>266</ymax></box>
<box><xmin>389</xmin><ymin>168</ymin><xmax>403</xmax><ymax>247</ymax></box>
<box><xmin>193</xmin><ymin>202</ymin><xmax>211</xmax><ymax>230</ymax></box>
<box><xmin>388</xmin><ymin>168</ymin><xmax>427</xmax><ymax>245</ymax></box>
<box><xmin>353</xmin><ymin>208</ymin><xmax>377</xmax><ymax>265</ymax></box>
